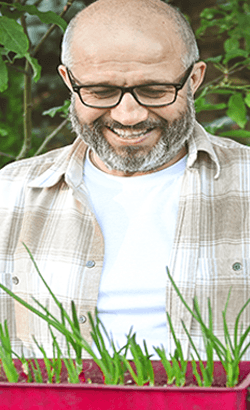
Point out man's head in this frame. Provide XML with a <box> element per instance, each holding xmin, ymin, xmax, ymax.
<box><xmin>59</xmin><ymin>0</ymin><xmax>206</xmax><ymax>176</ymax></box>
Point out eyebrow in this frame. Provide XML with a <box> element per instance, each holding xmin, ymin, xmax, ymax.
<box><xmin>67</xmin><ymin>67</ymin><xmax>186</xmax><ymax>88</ymax></box>
<box><xmin>71</xmin><ymin>78</ymin><xmax>183</xmax><ymax>87</ymax></box>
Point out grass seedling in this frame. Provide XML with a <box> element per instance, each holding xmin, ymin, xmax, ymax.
<box><xmin>154</xmin><ymin>312</ymin><xmax>187</xmax><ymax>386</ymax></box>
<box><xmin>49</xmin><ymin>326</ymin><xmax>63</xmax><ymax>383</ymax></box>
<box><xmin>87</xmin><ymin>310</ymin><xmax>128</xmax><ymax>385</ymax></box>
<box><xmin>0</xmin><ymin>244</ymin><xmax>98</xmax><ymax>373</ymax></box>
<box><xmin>22</xmin><ymin>243</ymin><xmax>84</xmax><ymax>372</ymax></box>
<box><xmin>153</xmin><ymin>346</ymin><xmax>175</xmax><ymax>385</ymax></box>
<box><xmin>32</xmin><ymin>336</ymin><xmax>57</xmax><ymax>383</ymax></box>
<box><xmin>169</xmin><ymin>352</ymin><xmax>186</xmax><ymax>387</ymax></box>
<box><xmin>0</xmin><ymin>320</ymin><xmax>19</xmax><ymax>382</ymax></box>
<box><xmin>0</xmin><ymin>251</ymin><xmax>86</xmax><ymax>365</ymax></box>
<box><xmin>1</xmin><ymin>245</ymin><xmax>249</xmax><ymax>388</ymax></box>
<box><xmin>166</xmin><ymin>267</ymin><xmax>250</xmax><ymax>387</ymax></box>
<box><xmin>29</xmin><ymin>358</ymin><xmax>43</xmax><ymax>383</ymax></box>
<box><xmin>167</xmin><ymin>312</ymin><xmax>187</xmax><ymax>386</ymax></box>
<box><xmin>33</xmin><ymin>325</ymin><xmax>82</xmax><ymax>383</ymax></box>
<box><xmin>220</xmin><ymin>289</ymin><xmax>250</xmax><ymax>387</ymax></box>
<box><xmin>181</xmin><ymin>297</ymin><xmax>214</xmax><ymax>387</ymax></box>
<box><xmin>122</xmin><ymin>334</ymin><xmax>154</xmax><ymax>386</ymax></box>
<box><xmin>0</xmin><ymin>244</ymin><xmax>128</xmax><ymax>385</ymax></box>
<box><xmin>30</xmin><ymin>325</ymin><xmax>64</xmax><ymax>383</ymax></box>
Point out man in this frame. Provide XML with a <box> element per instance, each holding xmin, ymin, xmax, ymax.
<box><xmin>0</xmin><ymin>0</ymin><xmax>249</xmax><ymax>360</ymax></box>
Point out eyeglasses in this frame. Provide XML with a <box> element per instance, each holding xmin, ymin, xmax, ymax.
<box><xmin>66</xmin><ymin>63</ymin><xmax>194</xmax><ymax>109</ymax></box>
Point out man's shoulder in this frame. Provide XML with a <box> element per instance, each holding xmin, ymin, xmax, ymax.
<box><xmin>207</xmin><ymin>133</ymin><xmax>250</xmax><ymax>171</ymax></box>
<box><xmin>192</xmin><ymin>124</ymin><xmax>250</xmax><ymax>178</ymax></box>
<box><xmin>0</xmin><ymin>145</ymin><xmax>71</xmax><ymax>183</ymax></box>
<box><xmin>208</xmin><ymin>133</ymin><xmax>250</xmax><ymax>152</ymax></box>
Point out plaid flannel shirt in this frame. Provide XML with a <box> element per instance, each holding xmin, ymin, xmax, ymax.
<box><xmin>0</xmin><ymin>121</ymin><xmax>250</xmax><ymax>359</ymax></box>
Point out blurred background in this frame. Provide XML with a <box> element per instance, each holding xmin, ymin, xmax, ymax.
<box><xmin>0</xmin><ymin>0</ymin><xmax>249</xmax><ymax>168</ymax></box>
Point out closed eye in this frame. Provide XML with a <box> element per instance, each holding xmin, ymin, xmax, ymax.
<box><xmin>136</xmin><ymin>85</ymin><xmax>174</xmax><ymax>99</ymax></box>
<box><xmin>83</xmin><ymin>87</ymin><xmax>119</xmax><ymax>99</ymax></box>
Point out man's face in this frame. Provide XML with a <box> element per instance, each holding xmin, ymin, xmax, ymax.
<box><xmin>69</xmin><ymin>87</ymin><xmax>196</xmax><ymax>174</ymax></box>
<box><xmin>59</xmin><ymin>14</ymin><xmax>205</xmax><ymax>175</ymax></box>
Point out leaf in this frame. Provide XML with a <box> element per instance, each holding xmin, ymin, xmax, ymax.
<box><xmin>0</xmin><ymin>3</ymin><xmax>22</xmax><ymax>20</ymax></box>
<box><xmin>43</xmin><ymin>100</ymin><xmax>70</xmax><ymax>118</ymax></box>
<box><xmin>203</xmin><ymin>103</ymin><xmax>227</xmax><ymax>111</ymax></box>
<box><xmin>219</xmin><ymin>130</ymin><xmax>250</xmax><ymax>138</ymax></box>
<box><xmin>205</xmin><ymin>56</ymin><xmax>223</xmax><ymax>64</ymax></box>
<box><xmin>194</xmin><ymin>95</ymin><xmax>227</xmax><ymax>114</ymax></box>
<box><xmin>200</xmin><ymin>8</ymin><xmax>219</xmax><ymax>20</ymax></box>
<box><xmin>25</xmin><ymin>53</ymin><xmax>42</xmax><ymax>82</ymax></box>
<box><xmin>0</xmin><ymin>2</ymin><xmax>67</xmax><ymax>32</ymax></box>
<box><xmin>0</xmin><ymin>127</ymin><xmax>8</xmax><ymax>137</ymax></box>
<box><xmin>237</xmin><ymin>13</ymin><xmax>250</xmax><ymax>50</ymax></box>
<box><xmin>223</xmin><ymin>49</ymin><xmax>248</xmax><ymax>65</ymax></box>
<box><xmin>0</xmin><ymin>54</ymin><xmax>8</xmax><ymax>92</ymax></box>
<box><xmin>191</xmin><ymin>359</ymin><xmax>203</xmax><ymax>386</ymax></box>
<box><xmin>224</xmin><ymin>38</ymin><xmax>240</xmax><ymax>54</ymax></box>
<box><xmin>71</xmin><ymin>301</ymin><xmax>81</xmax><ymax>334</ymax></box>
<box><xmin>30</xmin><ymin>359</ymin><xmax>43</xmax><ymax>383</ymax></box>
<box><xmin>154</xmin><ymin>346</ymin><xmax>175</xmax><ymax>383</ymax></box>
<box><xmin>245</xmin><ymin>93</ymin><xmax>250</xmax><ymax>109</ymax></box>
<box><xmin>209</xmin><ymin>89</ymin><xmax>235</xmax><ymax>95</ymax></box>
<box><xmin>0</xmin><ymin>16</ymin><xmax>28</xmax><ymax>55</ymax></box>
<box><xmin>226</xmin><ymin>93</ymin><xmax>247</xmax><ymax>129</ymax></box>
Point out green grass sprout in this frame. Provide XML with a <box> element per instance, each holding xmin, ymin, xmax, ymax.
<box><xmin>0</xmin><ymin>320</ymin><xmax>19</xmax><ymax>382</ymax></box>
<box><xmin>166</xmin><ymin>266</ymin><xmax>250</xmax><ymax>387</ymax></box>
<box><xmin>153</xmin><ymin>345</ymin><xmax>175</xmax><ymax>385</ymax></box>
<box><xmin>167</xmin><ymin>312</ymin><xmax>187</xmax><ymax>385</ymax></box>
<box><xmin>154</xmin><ymin>312</ymin><xmax>188</xmax><ymax>386</ymax></box>
<box><xmin>181</xmin><ymin>296</ymin><xmax>214</xmax><ymax>387</ymax></box>
<box><xmin>87</xmin><ymin>309</ymin><xmax>128</xmax><ymax>385</ymax></box>
<box><xmin>0</xmin><ymin>246</ymin><xmax>250</xmax><ymax>388</ymax></box>
<box><xmin>29</xmin><ymin>358</ymin><xmax>43</xmax><ymax>383</ymax></box>
<box><xmin>122</xmin><ymin>334</ymin><xmax>154</xmax><ymax>386</ymax></box>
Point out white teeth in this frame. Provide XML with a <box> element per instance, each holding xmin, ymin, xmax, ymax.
<box><xmin>111</xmin><ymin>129</ymin><xmax>149</xmax><ymax>139</ymax></box>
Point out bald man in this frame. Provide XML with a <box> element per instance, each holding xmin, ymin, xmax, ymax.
<box><xmin>0</xmin><ymin>0</ymin><xmax>250</xmax><ymax>360</ymax></box>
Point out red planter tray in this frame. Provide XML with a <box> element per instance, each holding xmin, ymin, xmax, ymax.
<box><xmin>0</xmin><ymin>360</ymin><xmax>249</xmax><ymax>410</ymax></box>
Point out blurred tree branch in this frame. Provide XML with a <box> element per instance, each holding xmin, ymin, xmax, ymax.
<box><xmin>15</xmin><ymin>0</ymin><xmax>75</xmax><ymax>159</ymax></box>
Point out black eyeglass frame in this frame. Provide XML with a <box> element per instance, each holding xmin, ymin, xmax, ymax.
<box><xmin>66</xmin><ymin>63</ymin><xmax>194</xmax><ymax>109</ymax></box>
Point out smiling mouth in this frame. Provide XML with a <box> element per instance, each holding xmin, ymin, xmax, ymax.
<box><xmin>108</xmin><ymin>127</ymin><xmax>154</xmax><ymax>139</ymax></box>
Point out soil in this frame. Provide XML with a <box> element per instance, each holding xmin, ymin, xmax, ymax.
<box><xmin>0</xmin><ymin>360</ymin><xmax>249</xmax><ymax>387</ymax></box>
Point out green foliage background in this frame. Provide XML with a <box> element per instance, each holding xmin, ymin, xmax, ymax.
<box><xmin>0</xmin><ymin>0</ymin><xmax>249</xmax><ymax>169</ymax></box>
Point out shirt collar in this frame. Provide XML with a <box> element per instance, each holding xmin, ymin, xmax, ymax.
<box><xmin>28</xmin><ymin>137</ymin><xmax>88</xmax><ymax>189</ymax></box>
<box><xmin>186</xmin><ymin>121</ymin><xmax>220</xmax><ymax>179</ymax></box>
<box><xmin>28</xmin><ymin>121</ymin><xmax>220</xmax><ymax>189</ymax></box>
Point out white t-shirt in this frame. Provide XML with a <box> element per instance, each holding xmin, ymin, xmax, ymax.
<box><xmin>83</xmin><ymin>150</ymin><xmax>186</xmax><ymax>358</ymax></box>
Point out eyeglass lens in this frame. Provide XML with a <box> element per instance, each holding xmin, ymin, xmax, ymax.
<box><xmin>78</xmin><ymin>84</ymin><xmax>177</xmax><ymax>107</ymax></box>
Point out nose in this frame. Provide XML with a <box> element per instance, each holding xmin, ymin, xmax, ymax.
<box><xmin>109</xmin><ymin>92</ymin><xmax>149</xmax><ymax>126</ymax></box>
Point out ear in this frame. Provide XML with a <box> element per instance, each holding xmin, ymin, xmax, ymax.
<box><xmin>58</xmin><ymin>65</ymin><xmax>72</xmax><ymax>91</ymax></box>
<box><xmin>190</xmin><ymin>61</ymin><xmax>207</xmax><ymax>95</ymax></box>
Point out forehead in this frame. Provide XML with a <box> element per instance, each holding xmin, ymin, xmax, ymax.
<box><xmin>70</xmin><ymin>15</ymin><xmax>184</xmax><ymax>85</ymax></box>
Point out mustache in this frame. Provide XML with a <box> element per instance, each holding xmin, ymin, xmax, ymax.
<box><xmin>93</xmin><ymin>117</ymin><xmax>168</xmax><ymax>131</ymax></box>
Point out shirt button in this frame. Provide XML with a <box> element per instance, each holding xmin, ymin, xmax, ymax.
<box><xmin>79</xmin><ymin>315</ymin><xmax>87</xmax><ymax>324</ymax></box>
<box><xmin>12</xmin><ymin>276</ymin><xmax>19</xmax><ymax>285</ymax></box>
<box><xmin>86</xmin><ymin>260</ymin><xmax>95</xmax><ymax>268</ymax></box>
<box><xmin>232</xmin><ymin>262</ymin><xmax>242</xmax><ymax>272</ymax></box>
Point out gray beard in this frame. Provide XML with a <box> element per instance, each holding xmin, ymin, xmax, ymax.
<box><xmin>69</xmin><ymin>89</ymin><xmax>196</xmax><ymax>173</ymax></box>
